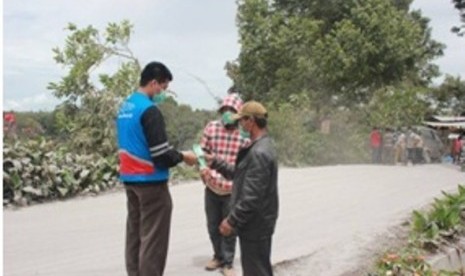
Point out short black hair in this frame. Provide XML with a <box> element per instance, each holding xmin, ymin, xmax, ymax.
<box><xmin>140</xmin><ymin>62</ymin><xmax>173</xmax><ymax>86</ymax></box>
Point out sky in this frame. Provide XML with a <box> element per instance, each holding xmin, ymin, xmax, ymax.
<box><xmin>3</xmin><ymin>0</ymin><xmax>464</xmax><ymax>112</ymax></box>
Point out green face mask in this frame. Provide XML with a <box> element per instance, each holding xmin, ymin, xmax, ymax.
<box><xmin>222</xmin><ymin>111</ymin><xmax>235</xmax><ymax>125</ymax></box>
<box><xmin>152</xmin><ymin>91</ymin><xmax>168</xmax><ymax>105</ymax></box>
<box><xmin>239</xmin><ymin>126</ymin><xmax>250</xmax><ymax>139</ymax></box>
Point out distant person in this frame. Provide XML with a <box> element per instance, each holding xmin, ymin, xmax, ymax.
<box><xmin>412</xmin><ymin>131</ymin><xmax>424</xmax><ymax>164</ymax></box>
<box><xmin>383</xmin><ymin>128</ymin><xmax>395</xmax><ymax>164</ymax></box>
<box><xmin>405</xmin><ymin>128</ymin><xmax>420</xmax><ymax>164</ymax></box>
<box><xmin>405</xmin><ymin>128</ymin><xmax>415</xmax><ymax>164</ymax></box>
<box><xmin>3</xmin><ymin>111</ymin><xmax>17</xmax><ymax>138</ymax></box>
<box><xmin>394</xmin><ymin>129</ymin><xmax>407</xmax><ymax>165</ymax></box>
<box><xmin>116</xmin><ymin>61</ymin><xmax>197</xmax><ymax>276</ymax></box>
<box><xmin>453</xmin><ymin>135</ymin><xmax>463</xmax><ymax>164</ymax></box>
<box><xmin>459</xmin><ymin>134</ymin><xmax>465</xmax><ymax>167</ymax></box>
<box><xmin>370</xmin><ymin>127</ymin><xmax>382</xmax><ymax>164</ymax></box>
<box><xmin>200</xmin><ymin>94</ymin><xmax>248</xmax><ymax>276</ymax></box>
<box><xmin>203</xmin><ymin>101</ymin><xmax>278</xmax><ymax>276</ymax></box>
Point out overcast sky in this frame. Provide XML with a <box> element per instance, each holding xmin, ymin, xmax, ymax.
<box><xmin>3</xmin><ymin>0</ymin><xmax>464</xmax><ymax>111</ymax></box>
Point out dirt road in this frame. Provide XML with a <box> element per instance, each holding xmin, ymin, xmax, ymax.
<box><xmin>4</xmin><ymin>165</ymin><xmax>464</xmax><ymax>276</ymax></box>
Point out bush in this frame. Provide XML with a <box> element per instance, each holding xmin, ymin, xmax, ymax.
<box><xmin>3</xmin><ymin>139</ymin><xmax>119</xmax><ymax>206</ymax></box>
<box><xmin>268</xmin><ymin>95</ymin><xmax>370</xmax><ymax>166</ymax></box>
<box><xmin>313</xmin><ymin>110</ymin><xmax>370</xmax><ymax>165</ymax></box>
<box><xmin>376</xmin><ymin>249</ymin><xmax>432</xmax><ymax>276</ymax></box>
<box><xmin>3</xmin><ymin>137</ymin><xmax>209</xmax><ymax>207</ymax></box>
<box><xmin>373</xmin><ymin>184</ymin><xmax>465</xmax><ymax>275</ymax></box>
<box><xmin>268</xmin><ymin>99</ymin><xmax>323</xmax><ymax>166</ymax></box>
<box><xmin>410</xmin><ymin>186</ymin><xmax>465</xmax><ymax>250</ymax></box>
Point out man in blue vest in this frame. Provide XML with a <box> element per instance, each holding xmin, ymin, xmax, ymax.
<box><xmin>116</xmin><ymin>61</ymin><xmax>197</xmax><ymax>276</ymax></box>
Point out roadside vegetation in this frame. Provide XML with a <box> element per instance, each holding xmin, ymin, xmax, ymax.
<box><xmin>374</xmin><ymin>185</ymin><xmax>465</xmax><ymax>276</ymax></box>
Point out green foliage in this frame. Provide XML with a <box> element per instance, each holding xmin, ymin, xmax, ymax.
<box><xmin>233</xmin><ymin>0</ymin><xmax>444</xmax><ymax>110</ymax></box>
<box><xmin>49</xmin><ymin>20</ymin><xmax>137</xmax><ymax>100</ymax></box>
<box><xmin>412</xmin><ymin>210</ymin><xmax>441</xmax><ymax>249</ymax></box>
<box><xmin>375</xmin><ymin>249</ymin><xmax>435</xmax><ymax>276</ymax></box>
<box><xmin>317</xmin><ymin>110</ymin><xmax>371</xmax><ymax>164</ymax></box>
<box><xmin>267</xmin><ymin>94</ymin><xmax>369</xmax><ymax>166</ymax></box>
<box><xmin>2</xmin><ymin>103</ymin><xmax>215</xmax><ymax>207</ymax></box>
<box><xmin>410</xmin><ymin>185</ymin><xmax>465</xmax><ymax>250</ymax></box>
<box><xmin>3</xmin><ymin>139</ymin><xmax>119</xmax><ymax>206</ymax></box>
<box><xmin>374</xmin><ymin>185</ymin><xmax>465</xmax><ymax>275</ymax></box>
<box><xmin>46</xmin><ymin>20</ymin><xmax>215</xmax><ymax>159</ymax></box>
<box><xmin>230</xmin><ymin>0</ymin><xmax>450</xmax><ymax>166</ymax></box>
<box><xmin>3</xmin><ymin>19</ymin><xmax>215</xmax><ymax>205</ymax></box>
<box><xmin>235</xmin><ymin>0</ymin><xmax>322</xmax><ymax>103</ymax></box>
<box><xmin>367</xmin><ymin>85</ymin><xmax>432</xmax><ymax>128</ymax></box>
<box><xmin>268</xmin><ymin>94</ymin><xmax>323</xmax><ymax>166</ymax></box>
<box><xmin>272</xmin><ymin>0</ymin><xmax>348</xmax><ymax>31</ymax></box>
<box><xmin>452</xmin><ymin>0</ymin><xmax>465</xmax><ymax>36</ymax></box>
<box><xmin>159</xmin><ymin>99</ymin><xmax>216</xmax><ymax>151</ymax></box>
<box><xmin>9</xmin><ymin>112</ymin><xmax>44</xmax><ymax>138</ymax></box>
<box><xmin>375</xmin><ymin>249</ymin><xmax>461</xmax><ymax>275</ymax></box>
<box><xmin>312</xmin><ymin>0</ymin><xmax>443</xmax><ymax>102</ymax></box>
<box><xmin>429</xmin><ymin>75</ymin><xmax>465</xmax><ymax>115</ymax></box>
<box><xmin>7</xmin><ymin>111</ymin><xmax>65</xmax><ymax>141</ymax></box>
<box><xmin>48</xmin><ymin>20</ymin><xmax>140</xmax><ymax>155</ymax></box>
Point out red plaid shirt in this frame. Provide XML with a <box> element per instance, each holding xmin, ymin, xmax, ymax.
<box><xmin>200</xmin><ymin>120</ymin><xmax>249</xmax><ymax>195</ymax></box>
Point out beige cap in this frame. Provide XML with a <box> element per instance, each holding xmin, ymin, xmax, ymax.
<box><xmin>232</xmin><ymin>101</ymin><xmax>267</xmax><ymax>120</ymax></box>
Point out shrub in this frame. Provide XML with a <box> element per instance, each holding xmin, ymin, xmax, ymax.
<box><xmin>3</xmin><ymin>139</ymin><xmax>118</xmax><ymax>206</ymax></box>
<box><xmin>374</xmin><ymin>185</ymin><xmax>465</xmax><ymax>275</ymax></box>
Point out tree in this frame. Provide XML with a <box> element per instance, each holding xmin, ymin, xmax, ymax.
<box><xmin>452</xmin><ymin>0</ymin><xmax>465</xmax><ymax>36</ymax></box>
<box><xmin>272</xmin><ymin>0</ymin><xmax>412</xmax><ymax>29</ymax></box>
<box><xmin>228</xmin><ymin>0</ymin><xmax>445</xmax><ymax>166</ymax></box>
<box><xmin>430</xmin><ymin>75</ymin><xmax>465</xmax><ymax>114</ymax></box>
<box><xmin>231</xmin><ymin>0</ymin><xmax>444</xmax><ymax>112</ymax></box>
<box><xmin>311</xmin><ymin>1</ymin><xmax>444</xmax><ymax>105</ymax></box>
<box><xmin>48</xmin><ymin>20</ymin><xmax>217</xmax><ymax>156</ymax></box>
<box><xmin>158</xmin><ymin>99</ymin><xmax>215</xmax><ymax>151</ymax></box>
<box><xmin>234</xmin><ymin>0</ymin><xmax>322</xmax><ymax>103</ymax></box>
<box><xmin>366</xmin><ymin>85</ymin><xmax>432</xmax><ymax>128</ymax></box>
<box><xmin>48</xmin><ymin>21</ymin><xmax>141</xmax><ymax>155</ymax></box>
<box><xmin>13</xmin><ymin>111</ymin><xmax>59</xmax><ymax>138</ymax></box>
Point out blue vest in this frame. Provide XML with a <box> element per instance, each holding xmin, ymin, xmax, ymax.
<box><xmin>116</xmin><ymin>92</ymin><xmax>169</xmax><ymax>183</ymax></box>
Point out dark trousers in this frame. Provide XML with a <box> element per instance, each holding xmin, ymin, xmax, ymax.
<box><xmin>414</xmin><ymin>147</ymin><xmax>424</xmax><ymax>164</ymax></box>
<box><xmin>205</xmin><ymin>188</ymin><xmax>236</xmax><ymax>266</ymax></box>
<box><xmin>125</xmin><ymin>184</ymin><xmax>172</xmax><ymax>276</ymax></box>
<box><xmin>372</xmin><ymin>147</ymin><xmax>382</xmax><ymax>164</ymax></box>
<box><xmin>240</xmin><ymin>237</ymin><xmax>273</xmax><ymax>276</ymax></box>
<box><xmin>383</xmin><ymin>146</ymin><xmax>394</xmax><ymax>164</ymax></box>
<box><xmin>407</xmin><ymin>148</ymin><xmax>415</xmax><ymax>164</ymax></box>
